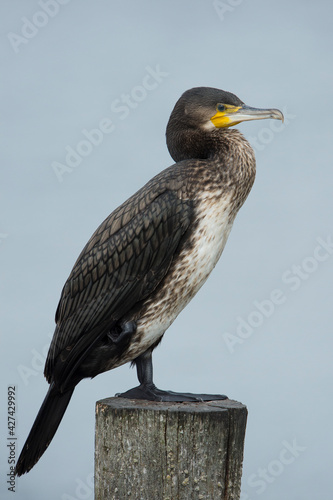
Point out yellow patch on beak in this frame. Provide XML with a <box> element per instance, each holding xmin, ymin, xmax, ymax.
<box><xmin>210</xmin><ymin>105</ymin><xmax>242</xmax><ymax>128</ymax></box>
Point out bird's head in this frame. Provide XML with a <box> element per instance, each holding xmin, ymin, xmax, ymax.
<box><xmin>172</xmin><ymin>87</ymin><xmax>284</xmax><ymax>130</ymax></box>
<box><xmin>166</xmin><ymin>87</ymin><xmax>284</xmax><ymax>161</ymax></box>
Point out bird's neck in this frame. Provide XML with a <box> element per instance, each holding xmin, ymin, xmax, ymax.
<box><xmin>167</xmin><ymin>126</ymin><xmax>255</xmax><ymax>170</ymax></box>
<box><xmin>167</xmin><ymin>126</ymin><xmax>256</xmax><ymax>204</ymax></box>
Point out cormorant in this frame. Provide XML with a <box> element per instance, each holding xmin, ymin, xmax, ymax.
<box><xmin>16</xmin><ymin>87</ymin><xmax>283</xmax><ymax>476</ymax></box>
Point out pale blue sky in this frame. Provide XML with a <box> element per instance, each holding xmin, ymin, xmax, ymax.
<box><xmin>1</xmin><ymin>1</ymin><xmax>333</xmax><ymax>499</ymax></box>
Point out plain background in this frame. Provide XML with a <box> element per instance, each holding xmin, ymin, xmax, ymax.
<box><xmin>1</xmin><ymin>1</ymin><xmax>332</xmax><ymax>499</ymax></box>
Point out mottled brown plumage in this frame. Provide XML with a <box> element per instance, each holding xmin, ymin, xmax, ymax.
<box><xmin>16</xmin><ymin>87</ymin><xmax>283</xmax><ymax>476</ymax></box>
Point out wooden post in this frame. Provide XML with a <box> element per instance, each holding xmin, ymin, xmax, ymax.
<box><xmin>95</xmin><ymin>398</ymin><xmax>247</xmax><ymax>500</ymax></box>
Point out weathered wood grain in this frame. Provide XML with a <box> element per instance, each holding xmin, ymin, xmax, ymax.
<box><xmin>95</xmin><ymin>398</ymin><xmax>247</xmax><ymax>500</ymax></box>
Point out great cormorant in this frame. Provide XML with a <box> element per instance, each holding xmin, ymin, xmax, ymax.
<box><xmin>16</xmin><ymin>87</ymin><xmax>283</xmax><ymax>475</ymax></box>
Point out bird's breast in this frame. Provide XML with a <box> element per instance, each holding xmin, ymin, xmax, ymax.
<box><xmin>126</xmin><ymin>190</ymin><xmax>236</xmax><ymax>357</ymax></box>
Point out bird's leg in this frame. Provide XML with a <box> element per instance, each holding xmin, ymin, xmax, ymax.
<box><xmin>117</xmin><ymin>349</ymin><xmax>228</xmax><ymax>402</ymax></box>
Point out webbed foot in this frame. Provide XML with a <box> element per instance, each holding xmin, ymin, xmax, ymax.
<box><xmin>117</xmin><ymin>383</ymin><xmax>227</xmax><ymax>402</ymax></box>
<box><xmin>117</xmin><ymin>347</ymin><xmax>227</xmax><ymax>402</ymax></box>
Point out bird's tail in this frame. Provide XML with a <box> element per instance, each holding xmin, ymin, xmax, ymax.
<box><xmin>15</xmin><ymin>382</ymin><xmax>74</xmax><ymax>476</ymax></box>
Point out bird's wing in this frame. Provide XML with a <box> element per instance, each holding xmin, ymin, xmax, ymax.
<box><xmin>45</xmin><ymin>185</ymin><xmax>193</xmax><ymax>383</ymax></box>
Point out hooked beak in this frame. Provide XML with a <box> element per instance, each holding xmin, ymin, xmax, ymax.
<box><xmin>211</xmin><ymin>104</ymin><xmax>284</xmax><ymax>128</ymax></box>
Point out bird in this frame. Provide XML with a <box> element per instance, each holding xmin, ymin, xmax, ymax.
<box><xmin>15</xmin><ymin>86</ymin><xmax>283</xmax><ymax>476</ymax></box>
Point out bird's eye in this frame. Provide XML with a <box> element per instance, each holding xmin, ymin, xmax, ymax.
<box><xmin>217</xmin><ymin>104</ymin><xmax>226</xmax><ymax>112</ymax></box>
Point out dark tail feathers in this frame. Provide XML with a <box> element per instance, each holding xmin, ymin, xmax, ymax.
<box><xmin>15</xmin><ymin>383</ymin><xmax>74</xmax><ymax>476</ymax></box>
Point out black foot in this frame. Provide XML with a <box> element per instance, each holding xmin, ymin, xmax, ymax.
<box><xmin>116</xmin><ymin>383</ymin><xmax>227</xmax><ymax>402</ymax></box>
